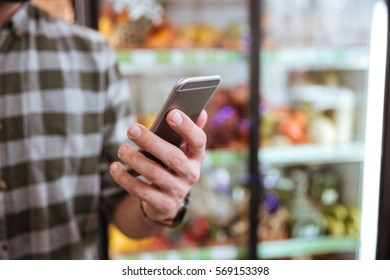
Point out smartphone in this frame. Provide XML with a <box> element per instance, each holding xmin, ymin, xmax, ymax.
<box><xmin>129</xmin><ymin>74</ymin><xmax>221</xmax><ymax>176</ymax></box>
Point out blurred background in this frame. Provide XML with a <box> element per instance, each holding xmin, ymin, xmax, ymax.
<box><xmin>32</xmin><ymin>0</ymin><xmax>389</xmax><ymax>260</ymax></box>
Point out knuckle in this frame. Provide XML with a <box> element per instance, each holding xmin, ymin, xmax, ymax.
<box><xmin>124</xmin><ymin>151</ymin><xmax>142</xmax><ymax>170</ymax></box>
<box><xmin>142</xmin><ymin>134</ymin><xmax>155</xmax><ymax>151</ymax></box>
<box><xmin>118</xmin><ymin>145</ymin><xmax>136</xmax><ymax>165</ymax></box>
<box><xmin>199</xmin><ymin>150</ymin><xmax>206</xmax><ymax>162</ymax></box>
<box><xmin>177</xmin><ymin>188</ymin><xmax>189</xmax><ymax>201</ymax></box>
<box><xmin>160</xmin><ymin>202</ymin><xmax>172</xmax><ymax>214</ymax></box>
<box><xmin>154</xmin><ymin>196</ymin><xmax>173</xmax><ymax>214</ymax></box>
<box><xmin>112</xmin><ymin>167</ymin><xmax>125</xmax><ymax>183</ymax></box>
<box><xmin>112</xmin><ymin>167</ymin><xmax>140</xmax><ymax>195</ymax></box>
<box><xmin>187</xmin><ymin>168</ymin><xmax>200</xmax><ymax>185</ymax></box>
<box><xmin>147</xmin><ymin>164</ymin><xmax>164</xmax><ymax>183</ymax></box>
<box><xmin>194</xmin><ymin>130</ymin><xmax>207</xmax><ymax>149</ymax></box>
<box><xmin>130</xmin><ymin>182</ymin><xmax>144</xmax><ymax>197</ymax></box>
<box><xmin>168</xmin><ymin>152</ymin><xmax>186</xmax><ymax>168</ymax></box>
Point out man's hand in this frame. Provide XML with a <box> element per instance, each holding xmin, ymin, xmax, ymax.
<box><xmin>109</xmin><ymin>109</ymin><xmax>208</xmax><ymax>226</ymax></box>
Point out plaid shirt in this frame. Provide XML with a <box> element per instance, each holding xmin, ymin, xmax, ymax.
<box><xmin>0</xmin><ymin>4</ymin><xmax>135</xmax><ymax>259</ymax></box>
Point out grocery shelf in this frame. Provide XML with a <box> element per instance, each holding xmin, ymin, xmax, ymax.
<box><xmin>116</xmin><ymin>47</ymin><xmax>369</xmax><ymax>75</ymax></box>
<box><xmin>203</xmin><ymin>142</ymin><xmax>364</xmax><ymax>168</ymax></box>
<box><xmin>112</xmin><ymin>236</ymin><xmax>359</xmax><ymax>260</ymax></box>
<box><xmin>203</xmin><ymin>148</ymin><xmax>247</xmax><ymax>168</ymax></box>
<box><xmin>262</xmin><ymin>46</ymin><xmax>369</xmax><ymax>70</ymax></box>
<box><xmin>112</xmin><ymin>243</ymin><xmax>246</xmax><ymax>260</ymax></box>
<box><xmin>117</xmin><ymin>49</ymin><xmax>246</xmax><ymax>75</ymax></box>
<box><xmin>260</xmin><ymin>141</ymin><xmax>364</xmax><ymax>166</ymax></box>
<box><xmin>259</xmin><ymin>236</ymin><xmax>359</xmax><ymax>259</ymax></box>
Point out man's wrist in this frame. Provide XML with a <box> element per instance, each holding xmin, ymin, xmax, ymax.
<box><xmin>139</xmin><ymin>193</ymin><xmax>190</xmax><ymax>228</ymax></box>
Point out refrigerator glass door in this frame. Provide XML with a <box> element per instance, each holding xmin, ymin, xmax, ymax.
<box><xmin>359</xmin><ymin>0</ymin><xmax>388</xmax><ymax>260</ymax></box>
<box><xmin>257</xmin><ymin>0</ymin><xmax>386</xmax><ymax>260</ymax></box>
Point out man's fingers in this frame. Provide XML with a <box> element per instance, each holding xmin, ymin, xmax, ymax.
<box><xmin>196</xmin><ymin>109</ymin><xmax>208</xmax><ymax>129</ymax></box>
<box><xmin>116</xmin><ymin>143</ymin><xmax>180</xmax><ymax>189</ymax></box>
<box><xmin>109</xmin><ymin>161</ymin><xmax>186</xmax><ymax>220</ymax></box>
<box><xmin>120</xmin><ymin>109</ymin><xmax>206</xmax><ymax>182</ymax></box>
<box><xmin>109</xmin><ymin>161</ymin><xmax>153</xmax><ymax>199</ymax></box>
<box><xmin>166</xmin><ymin>109</ymin><xmax>207</xmax><ymax>159</ymax></box>
<box><xmin>125</xmin><ymin>123</ymin><xmax>195</xmax><ymax>178</ymax></box>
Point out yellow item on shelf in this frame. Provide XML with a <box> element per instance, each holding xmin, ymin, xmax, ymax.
<box><xmin>140</xmin><ymin>113</ymin><xmax>158</xmax><ymax>129</ymax></box>
<box><xmin>98</xmin><ymin>17</ymin><xmax>113</xmax><ymax>38</ymax></box>
<box><xmin>109</xmin><ymin>224</ymin><xmax>153</xmax><ymax>253</ymax></box>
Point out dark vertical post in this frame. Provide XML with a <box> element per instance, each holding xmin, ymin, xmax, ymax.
<box><xmin>73</xmin><ymin>0</ymin><xmax>99</xmax><ymax>29</ymax></box>
<box><xmin>248</xmin><ymin>0</ymin><xmax>262</xmax><ymax>260</ymax></box>
<box><xmin>377</xmin><ymin>0</ymin><xmax>390</xmax><ymax>260</ymax></box>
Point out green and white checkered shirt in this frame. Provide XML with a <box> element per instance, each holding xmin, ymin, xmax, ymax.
<box><xmin>0</xmin><ymin>4</ymin><xmax>135</xmax><ymax>259</ymax></box>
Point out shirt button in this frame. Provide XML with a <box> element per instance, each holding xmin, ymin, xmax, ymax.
<box><xmin>0</xmin><ymin>181</ymin><xmax>7</xmax><ymax>191</ymax></box>
<box><xmin>1</xmin><ymin>241</ymin><xmax>10</xmax><ymax>252</ymax></box>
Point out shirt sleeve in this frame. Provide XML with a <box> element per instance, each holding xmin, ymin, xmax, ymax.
<box><xmin>98</xmin><ymin>42</ymin><xmax>137</xmax><ymax>219</ymax></box>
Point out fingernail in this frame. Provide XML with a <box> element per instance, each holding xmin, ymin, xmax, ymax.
<box><xmin>128</xmin><ymin>125</ymin><xmax>142</xmax><ymax>139</ymax></box>
<box><xmin>118</xmin><ymin>144</ymin><xmax>127</xmax><ymax>157</ymax></box>
<box><xmin>171</xmin><ymin>111</ymin><xmax>183</xmax><ymax>125</ymax></box>
<box><xmin>110</xmin><ymin>162</ymin><xmax>119</xmax><ymax>174</ymax></box>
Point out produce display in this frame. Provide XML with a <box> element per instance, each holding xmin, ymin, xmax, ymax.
<box><xmin>104</xmin><ymin>17</ymin><xmax>247</xmax><ymax>50</ymax></box>
<box><xmin>137</xmin><ymin>82</ymin><xmax>353</xmax><ymax>150</ymax></box>
<box><xmin>99</xmin><ymin>1</ymin><xmax>248</xmax><ymax>49</ymax></box>
<box><xmin>98</xmin><ymin>0</ymin><xmax>372</xmax><ymax>50</ymax></box>
<box><xmin>110</xmin><ymin>73</ymin><xmax>360</xmax><ymax>257</ymax></box>
<box><xmin>109</xmin><ymin>164</ymin><xmax>360</xmax><ymax>257</ymax></box>
<box><xmin>204</xmin><ymin>81</ymin><xmax>356</xmax><ymax>149</ymax></box>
